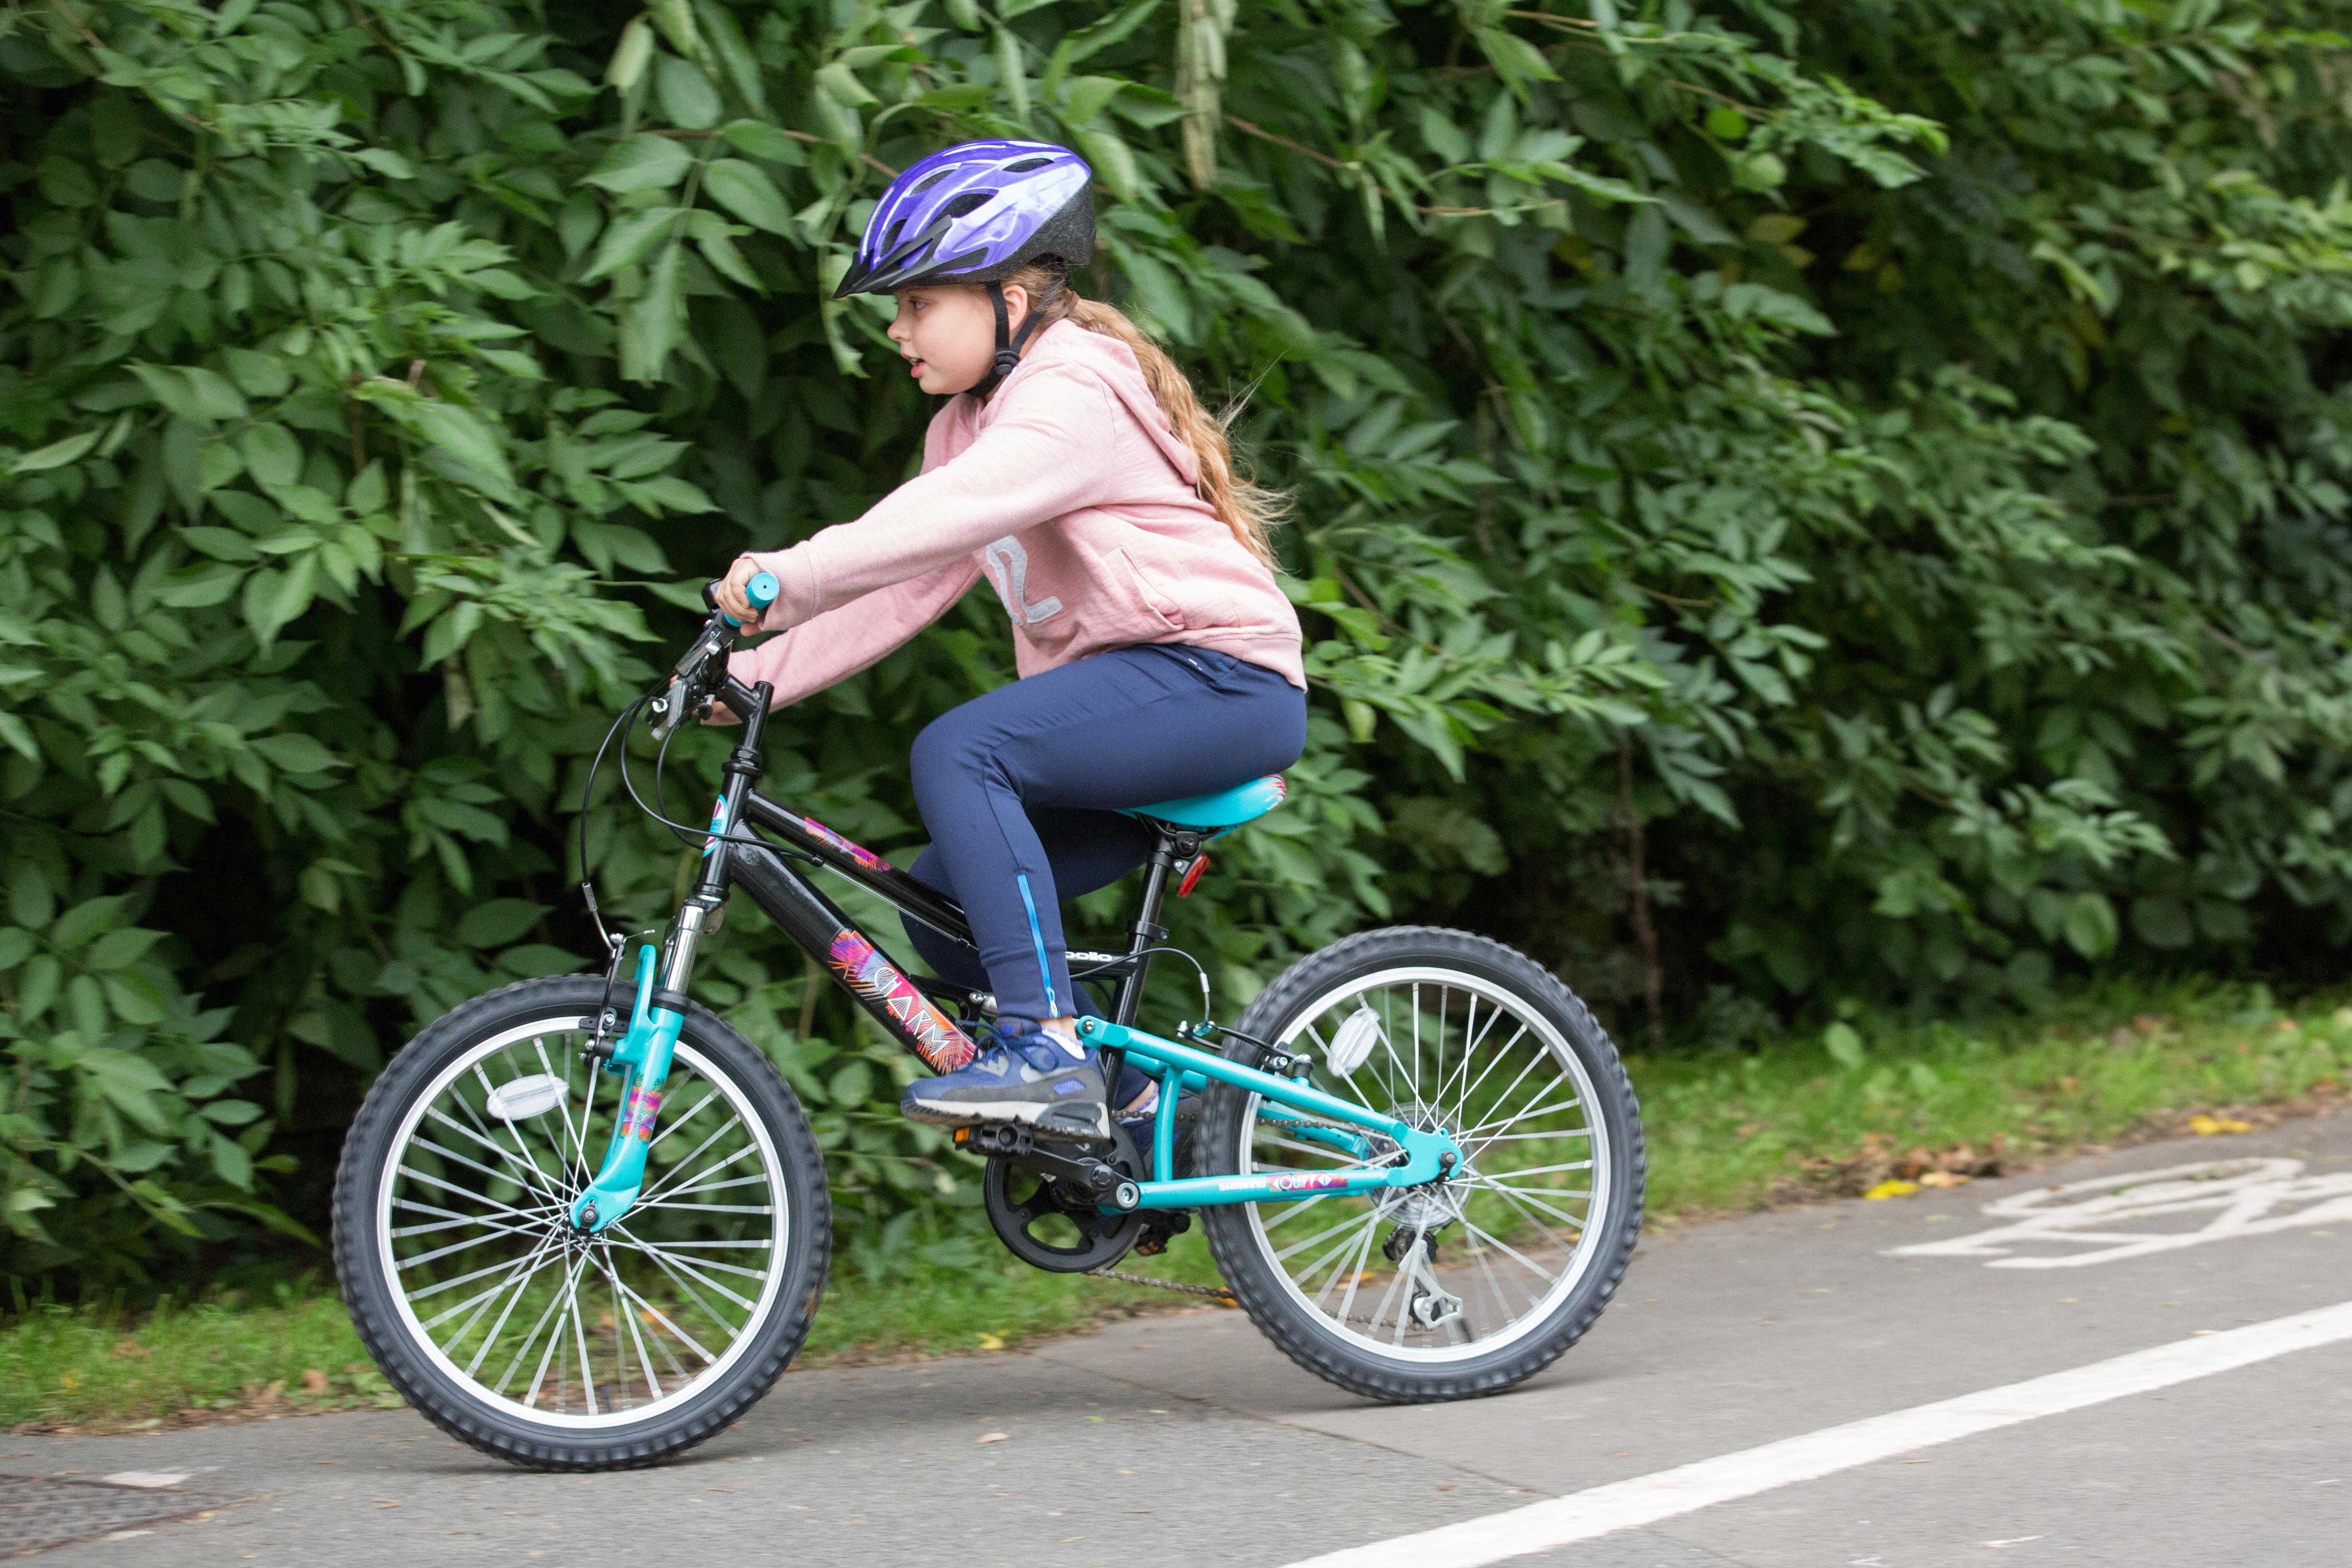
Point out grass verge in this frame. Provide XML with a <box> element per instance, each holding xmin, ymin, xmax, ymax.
<box><xmin>9</xmin><ymin>979</ymin><xmax>2346</xmax><ymax>1431</ymax></box>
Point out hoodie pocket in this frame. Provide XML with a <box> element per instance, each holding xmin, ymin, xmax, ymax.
<box><xmin>1114</xmin><ymin>549</ymin><xmax>1185</xmax><ymax>633</ymax></box>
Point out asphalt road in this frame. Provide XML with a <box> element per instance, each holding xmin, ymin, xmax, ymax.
<box><xmin>9</xmin><ymin>1109</ymin><xmax>2351</xmax><ymax>1566</ymax></box>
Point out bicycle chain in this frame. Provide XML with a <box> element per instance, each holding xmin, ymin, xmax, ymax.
<box><xmin>1085</xmin><ymin>1265</ymin><xmax>1237</xmax><ymax>1302</ymax></box>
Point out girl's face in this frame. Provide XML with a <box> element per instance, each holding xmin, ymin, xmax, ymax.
<box><xmin>887</xmin><ymin>283</ymin><xmax>1030</xmax><ymax>395</ymax></box>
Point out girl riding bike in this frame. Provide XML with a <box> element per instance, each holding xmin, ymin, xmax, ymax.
<box><xmin>712</xmin><ymin>140</ymin><xmax>1304</xmax><ymax>1143</ymax></box>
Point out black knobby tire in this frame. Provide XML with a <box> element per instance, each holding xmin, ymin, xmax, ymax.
<box><xmin>1198</xmin><ymin>927</ymin><xmax>1645</xmax><ymax>1403</ymax></box>
<box><xmin>332</xmin><ymin>977</ymin><xmax>830</xmax><ymax>1470</ymax></box>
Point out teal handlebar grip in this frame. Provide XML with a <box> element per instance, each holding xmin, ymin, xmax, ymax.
<box><xmin>717</xmin><ymin>570</ymin><xmax>780</xmax><ymax>628</ymax></box>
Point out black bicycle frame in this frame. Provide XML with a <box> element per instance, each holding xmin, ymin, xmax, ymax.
<box><xmin>681</xmin><ymin>675</ymin><xmax>1200</xmax><ymax>1076</ymax></box>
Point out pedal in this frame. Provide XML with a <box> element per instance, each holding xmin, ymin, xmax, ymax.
<box><xmin>1135</xmin><ymin>1211</ymin><xmax>1191</xmax><ymax>1256</ymax></box>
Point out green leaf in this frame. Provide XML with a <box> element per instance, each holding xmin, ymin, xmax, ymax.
<box><xmin>455</xmin><ymin>898</ymin><xmax>549</xmax><ymax>948</ymax></box>
<box><xmin>584</xmin><ymin>134</ymin><xmax>696</xmax><ymax>194</ymax></box>
<box><xmin>129</xmin><ymin>364</ymin><xmax>250</xmax><ymax>425</ymax></box>
<box><xmin>221</xmin><ymin>346</ymin><xmax>292</xmax><ymax>398</ymax></box>
<box><xmin>583</xmin><ymin>207</ymin><xmax>681</xmax><ymax>283</ymax></box>
<box><xmin>1822</xmin><ymin>1022</ymin><xmax>1865</xmax><ymax>1070</ymax></box>
<box><xmin>719</xmin><ymin>119</ymin><xmax>807</xmax><ymax>165</ymax></box>
<box><xmin>2062</xmin><ymin>892</ymin><xmax>2119</xmax><ymax>959</ymax></box>
<box><xmin>10</xmin><ymin>430</ymin><xmax>100</xmax><ymax>474</ymax></box>
<box><xmin>248</xmin><ymin>733</ymin><xmax>340</xmax><ymax>774</ymax></box>
<box><xmin>655</xmin><ymin>55</ymin><xmax>723</xmax><ymax>129</ymax></box>
<box><xmin>620</xmin><ymin>241</ymin><xmax>688</xmax><ymax>383</ymax></box>
<box><xmin>703</xmin><ymin>160</ymin><xmax>796</xmax><ymax>236</ymax></box>
<box><xmin>238</xmin><ymin>422</ymin><xmax>303</xmax><ymax>488</ymax></box>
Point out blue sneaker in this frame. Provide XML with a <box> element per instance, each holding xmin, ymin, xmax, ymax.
<box><xmin>902</xmin><ymin>1027</ymin><xmax>1110</xmax><ymax>1142</ymax></box>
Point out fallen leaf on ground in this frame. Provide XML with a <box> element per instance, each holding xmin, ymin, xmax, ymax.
<box><xmin>976</xmin><ymin>1432</ymin><xmax>1008</xmax><ymax>1444</ymax></box>
<box><xmin>1863</xmin><ymin>1179</ymin><xmax>1919</xmax><ymax>1200</ymax></box>
<box><xmin>2190</xmin><ymin>1114</ymin><xmax>2253</xmax><ymax>1136</ymax></box>
<box><xmin>975</xmin><ymin>1332</ymin><xmax>1004</xmax><ymax>1350</ymax></box>
<box><xmin>1916</xmin><ymin>1170</ymin><xmax>1970</xmax><ymax>1188</ymax></box>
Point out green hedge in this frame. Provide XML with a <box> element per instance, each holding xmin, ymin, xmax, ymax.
<box><xmin>6</xmin><ymin>0</ymin><xmax>2352</xmax><ymax>1284</ymax></box>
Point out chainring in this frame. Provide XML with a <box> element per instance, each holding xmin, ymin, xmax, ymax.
<box><xmin>983</xmin><ymin>1124</ymin><xmax>1146</xmax><ymax>1274</ymax></box>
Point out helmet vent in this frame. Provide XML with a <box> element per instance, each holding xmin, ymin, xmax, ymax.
<box><xmin>1002</xmin><ymin>156</ymin><xmax>1054</xmax><ymax>172</ymax></box>
<box><xmin>880</xmin><ymin>218</ymin><xmax>905</xmax><ymax>253</ymax></box>
<box><xmin>910</xmin><ymin>167</ymin><xmax>953</xmax><ymax>193</ymax></box>
<box><xmin>941</xmin><ymin>191</ymin><xmax>994</xmax><ymax>218</ymax></box>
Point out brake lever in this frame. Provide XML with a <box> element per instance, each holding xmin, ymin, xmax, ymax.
<box><xmin>648</xmin><ymin>572</ymin><xmax>778</xmax><ymax>741</ymax></box>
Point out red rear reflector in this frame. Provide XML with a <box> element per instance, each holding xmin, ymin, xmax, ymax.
<box><xmin>1177</xmin><ymin>853</ymin><xmax>1209</xmax><ymax>898</ymax></box>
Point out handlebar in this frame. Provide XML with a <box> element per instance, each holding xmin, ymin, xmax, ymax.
<box><xmin>701</xmin><ymin>570</ymin><xmax>779</xmax><ymax>628</ymax></box>
<box><xmin>650</xmin><ymin>571</ymin><xmax>782</xmax><ymax>740</ymax></box>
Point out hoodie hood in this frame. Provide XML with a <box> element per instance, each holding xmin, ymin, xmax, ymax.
<box><xmin>987</xmin><ymin>317</ymin><xmax>1201</xmax><ymax>488</ymax></box>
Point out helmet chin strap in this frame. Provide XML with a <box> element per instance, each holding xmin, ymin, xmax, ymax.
<box><xmin>971</xmin><ymin>281</ymin><xmax>1052</xmax><ymax>399</ymax></box>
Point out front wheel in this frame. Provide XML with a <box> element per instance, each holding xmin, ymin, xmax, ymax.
<box><xmin>332</xmin><ymin>977</ymin><xmax>830</xmax><ymax>1470</ymax></box>
<box><xmin>1199</xmin><ymin>927</ymin><xmax>1645</xmax><ymax>1402</ymax></box>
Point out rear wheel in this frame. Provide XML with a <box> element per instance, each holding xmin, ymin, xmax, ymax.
<box><xmin>332</xmin><ymin>978</ymin><xmax>829</xmax><ymax>1470</ymax></box>
<box><xmin>1199</xmin><ymin>927</ymin><xmax>1644</xmax><ymax>1402</ymax></box>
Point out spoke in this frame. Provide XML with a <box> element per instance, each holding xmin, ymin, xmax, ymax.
<box><xmin>408</xmin><ymin>1246</ymin><xmax>557</xmax><ymax>1304</ymax></box>
<box><xmin>568</xmin><ymin>1285</ymin><xmax>599</xmax><ymax>1417</ymax></box>
<box><xmin>1460</xmin><ymin>1217</ymin><xmax>1558</xmax><ymax>1283</ymax></box>
<box><xmin>1483</xmin><ymin>1182</ymin><xmax>1578</xmax><ymax>1255</ymax></box>
<box><xmin>1449</xmin><ymin>1022</ymin><xmax>1534</xmax><ymax>1118</ymax></box>
<box><xmin>455</xmin><ymin>1237</ymin><xmax>559</xmax><ymax>1377</ymax></box>
<box><xmin>610</xmin><ymin>1272</ymin><xmax>716</xmax><ymax>1367</ymax></box>
<box><xmin>617</xmin><ymin>1240</ymin><xmax>762</xmax><ymax>1310</ymax></box>
<box><xmin>1465</xmin><ymin>1090</ymin><xmax>1586</xmax><ymax>1145</ymax></box>
<box><xmin>627</xmin><ymin>1238</ymin><xmax>746</xmax><ymax>1351</ymax></box>
<box><xmin>1440</xmin><ymin>1000</ymin><xmax>1511</xmax><ymax>1114</ymax></box>
<box><xmin>471</xmin><ymin>1064</ymin><xmax>568</xmax><ymax>1200</ymax></box>
<box><xmin>643</xmin><ymin>1086</ymin><xmax>728</xmax><ymax>1159</ymax></box>
<box><xmin>1472</xmin><ymin>1183</ymin><xmax>1591</xmax><ymax>1230</ymax></box>
<box><xmin>1254</xmin><ymin>1133</ymin><xmax>1380</xmax><ymax>1169</ymax></box>
<box><xmin>640</xmin><ymin>1159</ymin><xmax>765</xmax><ymax>1208</ymax></box>
<box><xmin>641</xmin><ymin>1202</ymin><xmax>774</xmax><ymax>1215</ymax></box>
<box><xmin>1470</xmin><ymin>1127</ymin><xmax>1596</xmax><ymax>1145</ymax></box>
<box><xmin>1297</xmin><ymin>1212</ymin><xmax>1380</xmax><ymax>1304</ymax></box>
<box><xmin>631</xmin><ymin>1238</ymin><xmax>773</xmax><ymax>1250</ymax></box>
<box><xmin>1257</xmin><ymin>1191</ymin><xmax>1338</xmax><ymax>1232</ymax></box>
<box><xmin>1366</xmin><ymin>1256</ymin><xmax>1409</xmax><ymax>1342</ymax></box>
<box><xmin>417</xmin><ymin>1245</ymin><xmax>549</xmax><ymax>1334</ymax></box>
<box><xmin>638</xmin><ymin>1133</ymin><xmax>757</xmax><ymax>1207</ymax></box>
<box><xmin>429</xmin><ymin>1107</ymin><xmax>565</xmax><ymax>1206</ymax></box>
<box><xmin>397</xmin><ymin>1164</ymin><xmax>561</xmax><ymax>1225</ymax></box>
<box><xmin>636</xmin><ymin>1102</ymin><xmax>743</xmax><ymax>1205</ymax></box>
<box><xmin>1322</xmin><ymin>1221</ymin><xmax>1384</xmax><ymax>1327</ymax></box>
<box><xmin>532</xmin><ymin>1039</ymin><xmax>589</xmax><ymax>1187</ymax></box>
<box><xmin>624</xmin><ymin>1239</ymin><xmax>769</xmax><ymax>1284</ymax></box>
<box><xmin>1271</xmin><ymin>1207</ymin><xmax>1382</xmax><ymax>1266</ymax></box>
<box><xmin>504</xmin><ymin>1253</ymin><xmax>588</xmax><ymax>1401</ymax></box>
<box><xmin>1467</xmin><ymin>1224</ymin><xmax>1519</xmax><ymax>1328</ymax></box>
<box><xmin>1465</xmin><ymin>1158</ymin><xmax>1593</xmax><ymax>1182</ymax></box>
<box><xmin>412</xmin><ymin>1127</ymin><xmax>563</xmax><ymax>1209</ymax></box>
<box><xmin>1454</xmin><ymin>1037</ymin><xmax>1548</xmax><ymax>1138</ymax></box>
<box><xmin>398</xmin><ymin>1214</ymin><xmax>550</xmax><ymax>1272</ymax></box>
<box><xmin>592</xmin><ymin>1246</ymin><xmax>664</xmax><ymax>1406</ymax></box>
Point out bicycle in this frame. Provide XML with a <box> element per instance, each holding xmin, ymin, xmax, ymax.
<box><xmin>331</xmin><ymin>575</ymin><xmax>1647</xmax><ymax>1469</ymax></box>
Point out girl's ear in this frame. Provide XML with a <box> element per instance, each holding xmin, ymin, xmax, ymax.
<box><xmin>1000</xmin><ymin>282</ymin><xmax>1029</xmax><ymax>332</ymax></box>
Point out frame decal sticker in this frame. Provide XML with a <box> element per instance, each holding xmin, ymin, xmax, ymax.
<box><xmin>826</xmin><ymin>930</ymin><xmax>975</xmax><ymax>1073</ymax></box>
<box><xmin>617</xmin><ymin>1085</ymin><xmax>663</xmax><ymax>1143</ymax></box>
<box><xmin>804</xmin><ymin>817</ymin><xmax>892</xmax><ymax>872</ymax></box>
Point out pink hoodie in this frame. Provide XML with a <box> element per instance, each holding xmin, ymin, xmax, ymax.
<box><xmin>728</xmin><ymin>319</ymin><xmax>1305</xmax><ymax>706</ymax></box>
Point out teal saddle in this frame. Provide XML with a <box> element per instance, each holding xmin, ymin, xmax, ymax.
<box><xmin>1119</xmin><ymin>774</ymin><xmax>1287</xmax><ymax>836</ymax></box>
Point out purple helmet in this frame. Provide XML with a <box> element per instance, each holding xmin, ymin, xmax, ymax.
<box><xmin>834</xmin><ymin>140</ymin><xmax>1094</xmax><ymax>299</ymax></box>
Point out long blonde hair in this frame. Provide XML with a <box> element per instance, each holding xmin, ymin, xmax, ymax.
<box><xmin>1000</xmin><ymin>260</ymin><xmax>1287</xmax><ymax>568</ymax></box>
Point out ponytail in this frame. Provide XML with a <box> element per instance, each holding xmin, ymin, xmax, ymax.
<box><xmin>1001</xmin><ymin>261</ymin><xmax>1287</xmax><ymax>569</ymax></box>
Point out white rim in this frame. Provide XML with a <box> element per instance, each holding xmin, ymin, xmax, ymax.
<box><xmin>372</xmin><ymin>1015</ymin><xmax>789</xmax><ymax>1430</ymax></box>
<box><xmin>1239</xmin><ymin>965</ymin><xmax>1611</xmax><ymax>1363</ymax></box>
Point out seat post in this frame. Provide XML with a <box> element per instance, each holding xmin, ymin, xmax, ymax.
<box><xmin>1115</xmin><ymin>827</ymin><xmax>1196</xmax><ymax>1026</ymax></box>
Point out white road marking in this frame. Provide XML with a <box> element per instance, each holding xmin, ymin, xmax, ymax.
<box><xmin>1284</xmin><ymin>1298</ymin><xmax>2352</xmax><ymax>1568</ymax></box>
<box><xmin>1889</xmin><ymin>1157</ymin><xmax>2352</xmax><ymax>1268</ymax></box>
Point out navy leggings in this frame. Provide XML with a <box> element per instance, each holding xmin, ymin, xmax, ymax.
<box><xmin>900</xmin><ymin>644</ymin><xmax>1306</xmax><ymax>1029</ymax></box>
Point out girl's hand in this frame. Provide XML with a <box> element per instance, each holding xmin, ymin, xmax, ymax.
<box><xmin>714</xmin><ymin>555</ymin><xmax>768</xmax><ymax>627</ymax></box>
